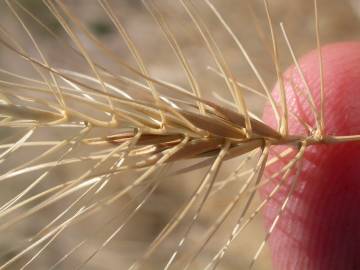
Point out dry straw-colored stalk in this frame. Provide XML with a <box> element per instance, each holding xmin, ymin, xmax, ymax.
<box><xmin>0</xmin><ymin>0</ymin><xmax>359</xmax><ymax>269</ymax></box>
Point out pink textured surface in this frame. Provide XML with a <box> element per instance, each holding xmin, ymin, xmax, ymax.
<box><xmin>262</xmin><ymin>42</ymin><xmax>360</xmax><ymax>270</ymax></box>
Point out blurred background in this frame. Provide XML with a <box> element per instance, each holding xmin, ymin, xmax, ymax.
<box><xmin>0</xmin><ymin>0</ymin><xmax>359</xmax><ymax>269</ymax></box>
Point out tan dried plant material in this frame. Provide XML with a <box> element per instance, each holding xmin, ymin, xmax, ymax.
<box><xmin>0</xmin><ymin>0</ymin><xmax>359</xmax><ymax>269</ymax></box>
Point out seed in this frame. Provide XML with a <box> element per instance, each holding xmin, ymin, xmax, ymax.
<box><xmin>0</xmin><ymin>1</ymin><xmax>359</xmax><ymax>269</ymax></box>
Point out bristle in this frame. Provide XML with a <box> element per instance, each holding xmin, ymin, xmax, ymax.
<box><xmin>0</xmin><ymin>1</ymin><xmax>359</xmax><ymax>270</ymax></box>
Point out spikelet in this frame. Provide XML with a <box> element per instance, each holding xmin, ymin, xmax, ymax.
<box><xmin>0</xmin><ymin>1</ymin><xmax>359</xmax><ymax>269</ymax></box>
